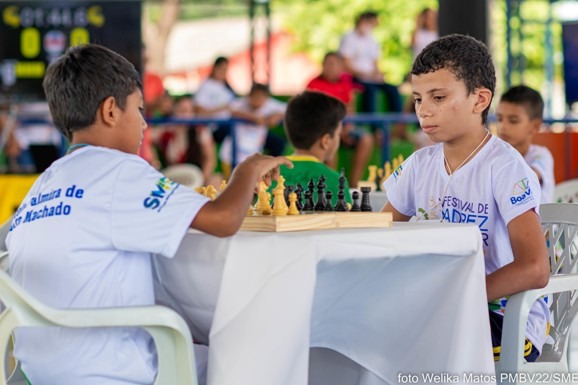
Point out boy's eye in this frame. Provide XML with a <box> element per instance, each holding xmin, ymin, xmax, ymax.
<box><xmin>433</xmin><ymin>96</ymin><xmax>445</xmax><ymax>101</ymax></box>
<box><xmin>413</xmin><ymin>98</ymin><xmax>422</xmax><ymax>104</ymax></box>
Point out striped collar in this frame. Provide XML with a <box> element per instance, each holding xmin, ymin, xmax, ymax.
<box><xmin>286</xmin><ymin>154</ymin><xmax>321</xmax><ymax>163</ymax></box>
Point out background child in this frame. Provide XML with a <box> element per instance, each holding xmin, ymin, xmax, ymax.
<box><xmin>279</xmin><ymin>91</ymin><xmax>352</xmax><ymax>205</ymax></box>
<box><xmin>497</xmin><ymin>85</ymin><xmax>555</xmax><ymax>203</ymax></box>
<box><xmin>306</xmin><ymin>51</ymin><xmax>374</xmax><ymax>188</ymax></box>
<box><xmin>382</xmin><ymin>34</ymin><xmax>550</xmax><ymax>362</ymax></box>
<box><xmin>6</xmin><ymin>44</ymin><xmax>291</xmax><ymax>385</ymax></box>
<box><xmin>219</xmin><ymin>83</ymin><xmax>286</xmax><ymax>175</ymax></box>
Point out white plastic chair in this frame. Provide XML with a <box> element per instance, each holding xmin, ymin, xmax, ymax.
<box><xmin>162</xmin><ymin>164</ymin><xmax>204</xmax><ymax>189</ymax></box>
<box><xmin>0</xmin><ymin>252</ymin><xmax>198</xmax><ymax>385</ymax></box>
<box><xmin>554</xmin><ymin>179</ymin><xmax>578</xmax><ymax>203</ymax></box>
<box><xmin>496</xmin><ymin>203</ymin><xmax>578</xmax><ymax>384</ymax></box>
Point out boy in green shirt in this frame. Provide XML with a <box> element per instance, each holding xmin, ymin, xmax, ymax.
<box><xmin>280</xmin><ymin>91</ymin><xmax>352</xmax><ymax>205</ymax></box>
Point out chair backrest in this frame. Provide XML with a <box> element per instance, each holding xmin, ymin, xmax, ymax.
<box><xmin>0</xmin><ymin>259</ymin><xmax>198</xmax><ymax>385</ymax></box>
<box><xmin>162</xmin><ymin>164</ymin><xmax>204</xmax><ymax>189</ymax></box>
<box><xmin>538</xmin><ymin>203</ymin><xmax>578</xmax><ymax>361</ymax></box>
<box><xmin>554</xmin><ymin>179</ymin><xmax>578</xmax><ymax>203</ymax></box>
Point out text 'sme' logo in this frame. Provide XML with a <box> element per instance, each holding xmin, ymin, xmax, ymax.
<box><xmin>143</xmin><ymin>177</ymin><xmax>178</xmax><ymax>211</ymax></box>
<box><xmin>510</xmin><ymin>178</ymin><xmax>532</xmax><ymax>205</ymax></box>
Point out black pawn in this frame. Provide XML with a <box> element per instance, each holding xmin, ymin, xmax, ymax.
<box><xmin>350</xmin><ymin>191</ymin><xmax>361</xmax><ymax>212</ymax></box>
<box><xmin>324</xmin><ymin>191</ymin><xmax>333</xmax><ymax>211</ymax></box>
<box><xmin>303</xmin><ymin>190</ymin><xmax>314</xmax><ymax>211</ymax></box>
<box><xmin>334</xmin><ymin>191</ymin><xmax>348</xmax><ymax>212</ymax></box>
<box><xmin>360</xmin><ymin>186</ymin><xmax>372</xmax><ymax>212</ymax></box>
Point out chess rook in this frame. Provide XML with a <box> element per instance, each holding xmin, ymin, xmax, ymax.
<box><xmin>360</xmin><ymin>187</ymin><xmax>372</xmax><ymax>212</ymax></box>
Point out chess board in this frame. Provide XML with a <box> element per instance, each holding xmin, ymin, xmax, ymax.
<box><xmin>241</xmin><ymin>212</ymin><xmax>393</xmax><ymax>232</ymax></box>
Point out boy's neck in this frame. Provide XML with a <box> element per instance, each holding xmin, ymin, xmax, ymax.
<box><xmin>69</xmin><ymin>127</ymin><xmax>116</xmax><ymax>152</ymax></box>
<box><xmin>442</xmin><ymin>128</ymin><xmax>491</xmax><ymax>172</ymax></box>
<box><xmin>292</xmin><ymin>149</ymin><xmax>324</xmax><ymax>162</ymax></box>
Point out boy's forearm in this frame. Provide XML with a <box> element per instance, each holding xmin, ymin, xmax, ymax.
<box><xmin>486</xmin><ymin>261</ymin><xmax>548</xmax><ymax>302</ymax></box>
<box><xmin>192</xmin><ymin>165</ymin><xmax>258</xmax><ymax>237</ymax></box>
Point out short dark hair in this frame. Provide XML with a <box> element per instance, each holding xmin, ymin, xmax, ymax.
<box><xmin>249</xmin><ymin>82</ymin><xmax>270</xmax><ymax>95</ymax></box>
<box><xmin>43</xmin><ymin>44</ymin><xmax>141</xmax><ymax>140</ymax></box>
<box><xmin>356</xmin><ymin>11</ymin><xmax>378</xmax><ymax>26</ymax></box>
<box><xmin>323</xmin><ymin>51</ymin><xmax>343</xmax><ymax>62</ymax></box>
<box><xmin>500</xmin><ymin>85</ymin><xmax>544</xmax><ymax>120</ymax></box>
<box><xmin>284</xmin><ymin>91</ymin><xmax>346</xmax><ymax>150</ymax></box>
<box><xmin>412</xmin><ymin>34</ymin><xmax>496</xmax><ymax>124</ymax></box>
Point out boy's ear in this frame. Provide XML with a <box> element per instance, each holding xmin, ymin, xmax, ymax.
<box><xmin>472</xmin><ymin>88</ymin><xmax>492</xmax><ymax>115</ymax></box>
<box><xmin>99</xmin><ymin>96</ymin><xmax>118</xmax><ymax>127</ymax></box>
<box><xmin>319</xmin><ymin>132</ymin><xmax>332</xmax><ymax>150</ymax></box>
<box><xmin>530</xmin><ymin>118</ymin><xmax>543</xmax><ymax>134</ymax></box>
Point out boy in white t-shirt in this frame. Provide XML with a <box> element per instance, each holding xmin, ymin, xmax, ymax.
<box><xmin>6</xmin><ymin>45</ymin><xmax>291</xmax><ymax>385</ymax></box>
<box><xmin>382</xmin><ymin>35</ymin><xmax>550</xmax><ymax>362</ymax></box>
<box><xmin>497</xmin><ymin>85</ymin><xmax>555</xmax><ymax>203</ymax></box>
<box><xmin>219</xmin><ymin>83</ymin><xmax>286</xmax><ymax>174</ymax></box>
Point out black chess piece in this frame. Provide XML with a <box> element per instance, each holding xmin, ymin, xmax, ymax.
<box><xmin>324</xmin><ymin>191</ymin><xmax>333</xmax><ymax>211</ymax></box>
<box><xmin>350</xmin><ymin>191</ymin><xmax>361</xmax><ymax>212</ymax></box>
<box><xmin>339</xmin><ymin>168</ymin><xmax>346</xmax><ymax>189</ymax></box>
<box><xmin>315</xmin><ymin>176</ymin><xmax>327</xmax><ymax>211</ymax></box>
<box><xmin>295</xmin><ymin>183</ymin><xmax>304</xmax><ymax>211</ymax></box>
<box><xmin>285</xmin><ymin>185</ymin><xmax>294</xmax><ymax>206</ymax></box>
<box><xmin>307</xmin><ymin>178</ymin><xmax>315</xmax><ymax>196</ymax></box>
<box><xmin>334</xmin><ymin>192</ymin><xmax>348</xmax><ymax>212</ymax></box>
<box><xmin>360</xmin><ymin>186</ymin><xmax>373</xmax><ymax>212</ymax></box>
<box><xmin>335</xmin><ymin>168</ymin><xmax>349</xmax><ymax>212</ymax></box>
<box><xmin>303</xmin><ymin>190</ymin><xmax>314</xmax><ymax>211</ymax></box>
<box><xmin>375</xmin><ymin>169</ymin><xmax>382</xmax><ymax>192</ymax></box>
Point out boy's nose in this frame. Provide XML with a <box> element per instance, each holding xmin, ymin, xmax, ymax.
<box><xmin>416</xmin><ymin>102</ymin><xmax>432</xmax><ymax>118</ymax></box>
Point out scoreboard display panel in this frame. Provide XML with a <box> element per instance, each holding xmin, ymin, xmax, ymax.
<box><xmin>0</xmin><ymin>0</ymin><xmax>142</xmax><ymax>102</ymax></box>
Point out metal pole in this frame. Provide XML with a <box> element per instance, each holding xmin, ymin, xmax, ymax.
<box><xmin>506</xmin><ymin>0</ymin><xmax>513</xmax><ymax>88</ymax></box>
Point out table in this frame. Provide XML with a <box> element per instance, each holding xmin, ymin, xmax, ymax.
<box><xmin>153</xmin><ymin>222</ymin><xmax>496</xmax><ymax>385</ymax></box>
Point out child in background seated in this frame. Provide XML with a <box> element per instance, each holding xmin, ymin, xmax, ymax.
<box><xmin>496</xmin><ymin>85</ymin><xmax>555</xmax><ymax>203</ymax></box>
<box><xmin>278</xmin><ymin>91</ymin><xmax>352</xmax><ymax>205</ymax></box>
<box><xmin>219</xmin><ymin>83</ymin><xmax>286</xmax><ymax>176</ymax></box>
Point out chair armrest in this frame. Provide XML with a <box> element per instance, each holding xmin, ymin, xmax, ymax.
<box><xmin>498</xmin><ymin>274</ymin><xmax>578</xmax><ymax>370</ymax></box>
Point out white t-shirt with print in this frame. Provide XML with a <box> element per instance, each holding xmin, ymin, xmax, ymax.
<box><xmin>383</xmin><ymin>135</ymin><xmax>550</xmax><ymax>353</ymax></box>
<box><xmin>193</xmin><ymin>78</ymin><xmax>235</xmax><ymax>118</ymax></box>
<box><xmin>219</xmin><ymin>97</ymin><xmax>286</xmax><ymax>165</ymax></box>
<box><xmin>6</xmin><ymin>146</ymin><xmax>209</xmax><ymax>385</ymax></box>
<box><xmin>339</xmin><ymin>31</ymin><xmax>380</xmax><ymax>76</ymax></box>
<box><xmin>525</xmin><ymin>144</ymin><xmax>555</xmax><ymax>204</ymax></box>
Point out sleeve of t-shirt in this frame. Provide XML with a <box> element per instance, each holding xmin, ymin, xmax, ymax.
<box><xmin>110</xmin><ymin>157</ymin><xmax>210</xmax><ymax>258</ymax></box>
<box><xmin>229</xmin><ymin>98</ymin><xmax>246</xmax><ymax>112</ymax></box>
<box><xmin>528</xmin><ymin>147</ymin><xmax>554</xmax><ymax>184</ymax></box>
<box><xmin>493</xmin><ymin>157</ymin><xmax>541</xmax><ymax>225</ymax></box>
<box><xmin>192</xmin><ymin>83</ymin><xmax>211</xmax><ymax>108</ymax></box>
<box><xmin>382</xmin><ymin>155</ymin><xmax>417</xmax><ymax>217</ymax></box>
<box><xmin>338</xmin><ymin>34</ymin><xmax>355</xmax><ymax>59</ymax></box>
<box><xmin>265</xmin><ymin>98</ymin><xmax>287</xmax><ymax>115</ymax></box>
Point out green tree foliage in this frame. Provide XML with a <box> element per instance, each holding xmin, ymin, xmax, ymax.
<box><xmin>274</xmin><ymin>0</ymin><xmax>437</xmax><ymax>84</ymax></box>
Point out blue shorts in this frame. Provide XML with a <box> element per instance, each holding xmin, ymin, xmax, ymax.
<box><xmin>489</xmin><ymin>310</ymin><xmax>540</xmax><ymax>362</ymax></box>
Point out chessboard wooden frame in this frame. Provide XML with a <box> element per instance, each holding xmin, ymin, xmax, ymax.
<box><xmin>241</xmin><ymin>212</ymin><xmax>393</xmax><ymax>232</ymax></box>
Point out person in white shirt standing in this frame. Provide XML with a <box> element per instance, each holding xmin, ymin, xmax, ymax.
<box><xmin>338</xmin><ymin>11</ymin><xmax>402</xmax><ymax>115</ymax></box>
<box><xmin>6</xmin><ymin>44</ymin><xmax>292</xmax><ymax>385</ymax></box>
<box><xmin>497</xmin><ymin>85</ymin><xmax>555</xmax><ymax>203</ymax></box>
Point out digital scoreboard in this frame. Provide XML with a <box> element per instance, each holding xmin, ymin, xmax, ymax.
<box><xmin>0</xmin><ymin>1</ymin><xmax>142</xmax><ymax>102</ymax></box>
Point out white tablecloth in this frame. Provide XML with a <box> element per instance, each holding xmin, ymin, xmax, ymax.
<box><xmin>153</xmin><ymin>222</ymin><xmax>495</xmax><ymax>385</ymax></box>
